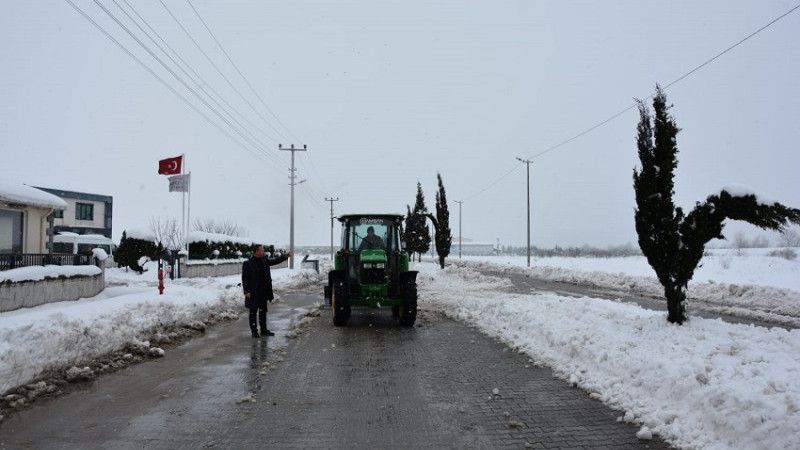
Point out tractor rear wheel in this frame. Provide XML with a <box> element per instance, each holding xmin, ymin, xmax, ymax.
<box><xmin>332</xmin><ymin>282</ymin><xmax>349</xmax><ymax>326</ymax></box>
<box><xmin>399</xmin><ymin>283</ymin><xmax>417</xmax><ymax>327</ymax></box>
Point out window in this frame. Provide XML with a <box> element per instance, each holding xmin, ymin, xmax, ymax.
<box><xmin>75</xmin><ymin>203</ymin><xmax>94</xmax><ymax>221</ymax></box>
<box><xmin>53</xmin><ymin>210</ymin><xmax>63</xmax><ymax>219</ymax></box>
<box><xmin>0</xmin><ymin>209</ymin><xmax>24</xmax><ymax>253</ymax></box>
<box><xmin>52</xmin><ymin>242</ymin><xmax>73</xmax><ymax>253</ymax></box>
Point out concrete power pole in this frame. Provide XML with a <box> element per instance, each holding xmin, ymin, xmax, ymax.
<box><xmin>280</xmin><ymin>144</ymin><xmax>307</xmax><ymax>269</ymax></box>
<box><xmin>325</xmin><ymin>196</ymin><xmax>339</xmax><ymax>260</ymax></box>
<box><xmin>516</xmin><ymin>157</ymin><xmax>532</xmax><ymax>267</ymax></box>
<box><xmin>455</xmin><ymin>200</ymin><xmax>463</xmax><ymax>258</ymax></box>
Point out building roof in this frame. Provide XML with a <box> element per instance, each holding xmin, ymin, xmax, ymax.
<box><xmin>0</xmin><ymin>180</ymin><xmax>68</xmax><ymax>210</ymax></box>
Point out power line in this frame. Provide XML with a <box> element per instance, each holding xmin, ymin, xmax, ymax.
<box><xmin>525</xmin><ymin>3</ymin><xmax>800</xmax><ymax>161</ymax></box>
<box><xmin>113</xmin><ymin>0</ymin><xmax>276</xmax><ymax>154</ymax></box>
<box><xmin>459</xmin><ymin>3</ymin><xmax>799</xmax><ymax>201</ymax></box>
<box><xmin>62</xmin><ymin>0</ymin><xmax>279</xmax><ymax>171</ymax></box>
<box><xmin>159</xmin><ymin>0</ymin><xmax>291</xmax><ymax>147</ymax></box>
<box><xmin>185</xmin><ymin>0</ymin><xmax>304</xmax><ymax>144</ymax></box>
<box><xmin>120</xmin><ymin>0</ymin><xmax>286</xmax><ymax>152</ymax></box>
<box><xmin>463</xmin><ymin>163</ymin><xmax>522</xmax><ymax>201</ymax></box>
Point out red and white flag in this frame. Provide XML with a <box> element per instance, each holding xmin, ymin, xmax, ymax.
<box><xmin>158</xmin><ymin>155</ymin><xmax>183</xmax><ymax>175</ymax></box>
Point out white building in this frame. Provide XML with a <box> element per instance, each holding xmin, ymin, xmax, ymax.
<box><xmin>34</xmin><ymin>187</ymin><xmax>113</xmax><ymax>239</ymax></box>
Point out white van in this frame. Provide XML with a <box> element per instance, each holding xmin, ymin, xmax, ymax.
<box><xmin>52</xmin><ymin>232</ymin><xmax>115</xmax><ymax>256</ymax></box>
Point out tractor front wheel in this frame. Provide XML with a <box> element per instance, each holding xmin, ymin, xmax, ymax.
<box><xmin>399</xmin><ymin>283</ymin><xmax>417</xmax><ymax>327</ymax></box>
<box><xmin>332</xmin><ymin>282</ymin><xmax>350</xmax><ymax>326</ymax></box>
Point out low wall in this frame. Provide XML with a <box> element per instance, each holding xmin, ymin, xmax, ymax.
<box><xmin>181</xmin><ymin>259</ymin><xmax>289</xmax><ymax>278</ymax></box>
<box><xmin>0</xmin><ymin>270</ymin><xmax>105</xmax><ymax>313</ymax></box>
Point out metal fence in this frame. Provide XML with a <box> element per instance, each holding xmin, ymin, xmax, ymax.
<box><xmin>0</xmin><ymin>253</ymin><xmax>94</xmax><ymax>272</ymax></box>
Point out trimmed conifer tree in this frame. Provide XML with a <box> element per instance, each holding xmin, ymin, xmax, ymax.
<box><xmin>403</xmin><ymin>205</ymin><xmax>417</xmax><ymax>257</ymax></box>
<box><xmin>633</xmin><ymin>86</ymin><xmax>800</xmax><ymax>324</ymax></box>
<box><xmin>115</xmin><ymin>230</ymin><xmax>165</xmax><ymax>274</ymax></box>
<box><xmin>404</xmin><ymin>183</ymin><xmax>431</xmax><ymax>262</ymax></box>
<box><xmin>434</xmin><ymin>173</ymin><xmax>452</xmax><ymax>268</ymax></box>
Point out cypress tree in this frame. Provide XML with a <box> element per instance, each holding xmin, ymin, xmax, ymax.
<box><xmin>633</xmin><ymin>86</ymin><xmax>800</xmax><ymax>324</ymax></box>
<box><xmin>404</xmin><ymin>183</ymin><xmax>431</xmax><ymax>262</ymax></box>
<box><xmin>434</xmin><ymin>173</ymin><xmax>452</xmax><ymax>268</ymax></box>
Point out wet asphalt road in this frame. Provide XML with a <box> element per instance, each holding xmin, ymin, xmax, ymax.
<box><xmin>0</xmin><ymin>289</ymin><xmax>673</xmax><ymax>449</ymax></box>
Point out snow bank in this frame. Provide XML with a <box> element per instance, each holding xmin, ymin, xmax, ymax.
<box><xmin>416</xmin><ymin>263</ymin><xmax>800</xmax><ymax>450</ymax></box>
<box><xmin>0</xmin><ymin>265</ymin><xmax>101</xmax><ymax>283</ymax></box>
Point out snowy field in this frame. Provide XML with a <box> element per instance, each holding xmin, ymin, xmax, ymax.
<box><xmin>1</xmin><ymin>249</ymin><xmax>799</xmax><ymax>449</ymax></box>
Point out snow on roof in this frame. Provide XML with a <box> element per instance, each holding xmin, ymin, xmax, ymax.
<box><xmin>0</xmin><ymin>180</ymin><xmax>67</xmax><ymax>210</ymax></box>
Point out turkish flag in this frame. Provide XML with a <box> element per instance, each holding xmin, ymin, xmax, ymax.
<box><xmin>158</xmin><ymin>155</ymin><xmax>183</xmax><ymax>175</ymax></box>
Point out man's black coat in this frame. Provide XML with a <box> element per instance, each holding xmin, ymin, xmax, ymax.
<box><xmin>242</xmin><ymin>254</ymin><xmax>289</xmax><ymax>309</ymax></box>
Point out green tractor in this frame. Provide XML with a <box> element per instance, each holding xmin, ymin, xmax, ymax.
<box><xmin>324</xmin><ymin>214</ymin><xmax>418</xmax><ymax>327</ymax></box>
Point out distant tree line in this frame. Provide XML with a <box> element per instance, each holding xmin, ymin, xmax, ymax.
<box><xmin>496</xmin><ymin>243</ymin><xmax>641</xmax><ymax>258</ymax></box>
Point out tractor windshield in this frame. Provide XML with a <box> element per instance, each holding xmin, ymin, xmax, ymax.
<box><xmin>343</xmin><ymin>218</ymin><xmax>399</xmax><ymax>253</ymax></box>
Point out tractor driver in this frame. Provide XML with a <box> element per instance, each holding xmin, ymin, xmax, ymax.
<box><xmin>358</xmin><ymin>226</ymin><xmax>384</xmax><ymax>251</ymax></box>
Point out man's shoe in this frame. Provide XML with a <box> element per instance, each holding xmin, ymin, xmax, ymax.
<box><xmin>262</xmin><ymin>329</ymin><xmax>275</xmax><ymax>336</ymax></box>
<box><xmin>251</xmin><ymin>330</ymin><xmax>260</xmax><ymax>338</ymax></box>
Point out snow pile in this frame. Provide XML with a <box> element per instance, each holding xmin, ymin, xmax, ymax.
<box><xmin>0</xmin><ymin>265</ymin><xmax>101</xmax><ymax>283</ymax></box>
<box><xmin>416</xmin><ymin>263</ymin><xmax>800</xmax><ymax>450</ymax></box>
<box><xmin>457</xmin><ymin>250</ymin><xmax>800</xmax><ymax>326</ymax></box>
<box><xmin>0</xmin><ymin>268</ymin><xmax>241</xmax><ymax>394</ymax></box>
<box><xmin>123</xmin><ymin>227</ymin><xmax>157</xmax><ymax>242</ymax></box>
<box><xmin>91</xmin><ymin>248</ymin><xmax>108</xmax><ymax>261</ymax></box>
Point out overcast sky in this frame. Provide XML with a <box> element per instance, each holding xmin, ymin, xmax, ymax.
<box><xmin>3</xmin><ymin>1</ymin><xmax>799</xmax><ymax>249</ymax></box>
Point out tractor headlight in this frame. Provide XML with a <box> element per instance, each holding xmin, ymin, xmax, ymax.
<box><xmin>376</xmin><ymin>263</ymin><xmax>385</xmax><ymax>269</ymax></box>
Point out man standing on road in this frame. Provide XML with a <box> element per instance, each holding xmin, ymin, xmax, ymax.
<box><xmin>242</xmin><ymin>244</ymin><xmax>291</xmax><ymax>338</ymax></box>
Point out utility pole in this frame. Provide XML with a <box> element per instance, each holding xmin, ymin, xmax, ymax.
<box><xmin>455</xmin><ymin>200</ymin><xmax>463</xmax><ymax>258</ymax></box>
<box><xmin>516</xmin><ymin>157</ymin><xmax>532</xmax><ymax>267</ymax></box>
<box><xmin>280</xmin><ymin>144</ymin><xmax>307</xmax><ymax>269</ymax></box>
<box><xmin>325</xmin><ymin>196</ymin><xmax>339</xmax><ymax>260</ymax></box>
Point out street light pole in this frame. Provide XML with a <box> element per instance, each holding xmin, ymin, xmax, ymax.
<box><xmin>516</xmin><ymin>157</ymin><xmax>532</xmax><ymax>267</ymax></box>
<box><xmin>325</xmin><ymin>197</ymin><xmax>339</xmax><ymax>260</ymax></box>
<box><xmin>455</xmin><ymin>200</ymin><xmax>463</xmax><ymax>258</ymax></box>
<box><xmin>280</xmin><ymin>144</ymin><xmax>307</xmax><ymax>269</ymax></box>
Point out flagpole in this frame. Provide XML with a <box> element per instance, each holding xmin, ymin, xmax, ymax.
<box><xmin>181</xmin><ymin>153</ymin><xmax>186</xmax><ymax>252</ymax></box>
<box><xmin>187</xmin><ymin>171</ymin><xmax>191</xmax><ymax>260</ymax></box>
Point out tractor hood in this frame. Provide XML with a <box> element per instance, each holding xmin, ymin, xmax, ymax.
<box><xmin>360</xmin><ymin>249</ymin><xmax>387</xmax><ymax>264</ymax></box>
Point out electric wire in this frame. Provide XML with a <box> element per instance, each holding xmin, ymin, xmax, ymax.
<box><xmin>113</xmin><ymin>0</ymin><xmax>274</xmax><ymax>155</ymax></box>
<box><xmin>159</xmin><ymin>0</ymin><xmax>291</xmax><ymax>148</ymax></box>
<box><xmin>86</xmin><ymin>0</ymin><xmax>286</xmax><ymax>173</ymax></box>
<box><xmin>462</xmin><ymin>163</ymin><xmax>522</xmax><ymax>201</ymax></box>
<box><xmin>62</xmin><ymin>0</ymin><xmax>279</xmax><ymax>172</ymax></box>
<box><xmin>461</xmin><ymin>3</ymin><xmax>799</xmax><ymax>203</ymax></box>
<box><xmin>120</xmin><ymin>0</ymin><xmax>285</xmax><ymax>153</ymax></box>
<box><xmin>183</xmin><ymin>0</ymin><xmax>334</xmax><ymax>210</ymax></box>
<box><xmin>185</xmin><ymin>0</ymin><xmax>304</xmax><ymax>144</ymax></box>
<box><xmin>525</xmin><ymin>2</ymin><xmax>800</xmax><ymax>161</ymax></box>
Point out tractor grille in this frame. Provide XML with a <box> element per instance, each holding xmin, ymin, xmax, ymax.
<box><xmin>361</xmin><ymin>267</ymin><xmax>386</xmax><ymax>285</ymax></box>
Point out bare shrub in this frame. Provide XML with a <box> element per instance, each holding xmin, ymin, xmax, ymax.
<box><xmin>768</xmin><ymin>248</ymin><xmax>797</xmax><ymax>260</ymax></box>
<box><xmin>778</xmin><ymin>227</ymin><xmax>800</xmax><ymax>247</ymax></box>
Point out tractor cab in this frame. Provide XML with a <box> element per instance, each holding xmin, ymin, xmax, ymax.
<box><xmin>325</xmin><ymin>214</ymin><xmax>417</xmax><ymax>326</ymax></box>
